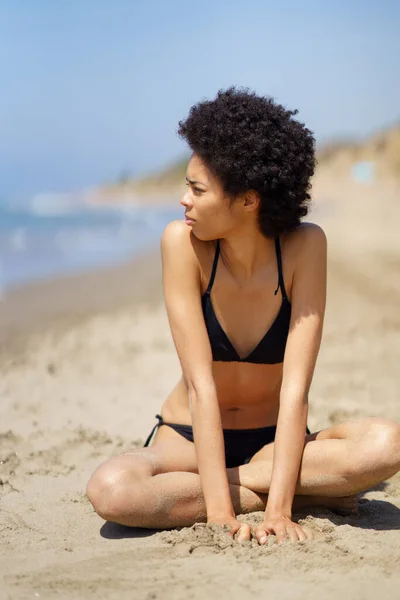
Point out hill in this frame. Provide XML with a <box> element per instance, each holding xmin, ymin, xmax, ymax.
<box><xmin>316</xmin><ymin>122</ymin><xmax>400</xmax><ymax>182</ymax></box>
<box><xmin>90</xmin><ymin>123</ymin><xmax>400</xmax><ymax>206</ymax></box>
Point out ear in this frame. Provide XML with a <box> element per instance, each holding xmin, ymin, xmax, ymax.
<box><xmin>243</xmin><ymin>190</ymin><xmax>260</xmax><ymax>212</ymax></box>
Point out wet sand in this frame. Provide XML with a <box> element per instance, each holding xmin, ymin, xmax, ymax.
<box><xmin>1</xmin><ymin>180</ymin><xmax>400</xmax><ymax>599</ymax></box>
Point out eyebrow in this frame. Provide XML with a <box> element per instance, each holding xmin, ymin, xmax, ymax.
<box><xmin>185</xmin><ymin>176</ymin><xmax>207</xmax><ymax>188</ymax></box>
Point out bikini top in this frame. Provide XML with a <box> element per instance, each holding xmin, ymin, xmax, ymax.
<box><xmin>201</xmin><ymin>238</ymin><xmax>291</xmax><ymax>364</ymax></box>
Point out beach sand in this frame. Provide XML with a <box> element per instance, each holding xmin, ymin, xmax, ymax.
<box><xmin>1</xmin><ymin>180</ymin><xmax>400</xmax><ymax>599</ymax></box>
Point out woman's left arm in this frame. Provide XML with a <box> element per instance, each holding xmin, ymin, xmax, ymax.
<box><xmin>256</xmin><ymin>224</ymin><xmax>327</xmax><ymax>545</ymax></box>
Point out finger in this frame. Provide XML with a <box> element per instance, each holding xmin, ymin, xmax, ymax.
<box><xmin>303</xmin><ymin>526</ymin><xmax>313</xmax><ymax>541</ymax></box>
<box><xmin>226</xmin><ymin>525</ymin><xmax>237</xmax><ymax>538</ymax></box>
<box><xmin>228</xmin><ymin>521</ymin><xmax>245</xmax><ymax>538</ymax></box>
<box><xmin>286</xmin><ymin>526</ymin><xmax>299</xmax><ymax>544</ymax></box>
<box><xmin>235</xmin><ymin>524</ymin><xmax>251</xmax><ymax>543</ymax></box>
<box><xmin>275</xmin><ymin>524</ymin><xmax>287</xmax><ymax>545</ymax></box>
<box><xmin>295</xmin><ymin>525</ymin><xmax>307</xmax><ymax>543</ymax></box>
<box><xmin>255</xmin><ymin>527</ymin><xmax>269</xmax><ymax>545</ymax></box>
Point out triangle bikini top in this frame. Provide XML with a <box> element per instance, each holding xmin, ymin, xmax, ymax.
<box><xmin>201</xmin><ymin>238</ymin><xmax>291</xmax><ymax>364</ymax></box>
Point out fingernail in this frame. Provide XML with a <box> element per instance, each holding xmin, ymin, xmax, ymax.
<box><xmin>260</xmin><ymin>536</ymin><xmax>267</xmax><ymax>544</ymax></box>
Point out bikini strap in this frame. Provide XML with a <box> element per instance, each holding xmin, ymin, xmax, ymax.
<box><xmin>205</xmin><ymin>239</ymin><xmax>220</xmax><ymax>295</ymax></box>
<box><xmin>143</xmin><ymin>414</ymin><xmax>163</xmax><ymax>447</ymax></box>
<box><xmin>274</xmin><ymin>237</ymin><xmax>288</xmax><ymax>300</ymax></box>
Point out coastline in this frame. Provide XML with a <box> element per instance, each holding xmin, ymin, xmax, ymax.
<box><xmin>0</xmin><ymin>247</ymin><xmax>163</xmax><ymax>349</ymax></box>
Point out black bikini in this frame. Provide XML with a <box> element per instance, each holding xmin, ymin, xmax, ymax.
<box><xmin>144</xmin><ymin>414</ymin><xmax>284</xmax><ymax>468</ymax></box>
<box><xmin>144</xmin><ymin>237</ymin><xmax>310</xmax><ymax>467</ymax></box>
<box><xmin>202</xmin><ymin>237</ymin><xmax>291</xmax><ymax>364</ymax></box>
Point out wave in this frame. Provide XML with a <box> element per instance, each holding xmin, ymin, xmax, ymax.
<box><xmin>0</xmin><ymin>202</ymin><xmax>182</xmax><ymax>289</ymax></box>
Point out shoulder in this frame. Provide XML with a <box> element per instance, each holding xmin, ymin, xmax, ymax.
<box><xmin>161</xmin><ymin>220</ymin><xmax>214</xmax><ymax>273</ymax></box>
<box><xmin>290</xmin><ymin>222</ymin><xmax>327</xmax><ymax>245</ymax></box>
<box><xmin>161</xmin><ymin>220</ymin><xmax>197</xmax><ymax>259</ymax></box>
<box><xmin>286</xmin><ymin>222</ymin><xmax>327</xmax><ymax>261</ymax></box>
<box><xmin>161</xmin><ymin>219</ymin><xmax>191</xmax><ymax>248</ymax></box>
<box><xmin>161</xmin><ymin>219</ymin><xmax>217</xmax><ymax>255</ymax></box>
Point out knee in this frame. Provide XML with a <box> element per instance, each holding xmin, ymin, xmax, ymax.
<box><xmin>86</xmin><ymin>458</ymin><xmax>147</xmax><ymax>523</ymax></box>
<box><xmin>363</xmin><ymin>418</ymin><xmax>400</xmax><ymax>468</ymax></box>
<box><xmin>86</xmin><ymin>465</ymin><xmax>125</xmax><ymax>522</ymax></box>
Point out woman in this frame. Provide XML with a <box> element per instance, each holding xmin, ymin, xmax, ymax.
<box><xmin>87</xmin><ymin>88</ymin><xmax>400</xmax><ymax>545</ymax></box>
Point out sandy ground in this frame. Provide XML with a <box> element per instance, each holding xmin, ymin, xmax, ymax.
<box><xmin>1</xmin><ymin>179</ymin><xmax>400</xmax><ymax>599</ymax></box>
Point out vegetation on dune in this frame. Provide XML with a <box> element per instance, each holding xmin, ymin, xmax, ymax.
<box><xmin>316</xmin><ymin>123</ymin><xmax>400</xmax><ymax>179</ymax></box>
<box><xmin>107</xmin><ymin>156</ymin><xmax>189</xmax><ymax>197</ymax></box>
<box><xmin>100</xmin><ymin>123</ymin><xmax>400</xmax><ymax>202</ymax></box>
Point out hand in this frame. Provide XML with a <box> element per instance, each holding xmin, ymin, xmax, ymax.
<box><xmin>207</xmin><ymin>515</ymin><xmax>251</xmax><ymax>543</ymax></box>
<box><xmin>255</xmin><ymin>514</ymin><xmax>312</xmax><ymax>545</ymax></box>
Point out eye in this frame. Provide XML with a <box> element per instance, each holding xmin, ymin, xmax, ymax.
<box><xmin>185</xmin><ymin>182</ymin><xmax>203</xmax><ymax>194</ymax></box>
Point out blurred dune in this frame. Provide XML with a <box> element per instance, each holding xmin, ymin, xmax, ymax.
<box><xmin>88</xmin><ymin>123</ymin><xmax>400</xmax><ymax>207</ymax></box>
<box><xmin>88</xmin><ymin>157</ymin><xmax>188</xmax><ymax>206</ymax></box>
<box><xmin>316</xmin><ymin>122</ymin><xmax>400</xmax><ymax>182</ymax></box>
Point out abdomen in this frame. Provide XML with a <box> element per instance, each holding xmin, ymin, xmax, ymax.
<box><xmin>162</xmin><ymin>362</ymin><xmax>283</xmax><ymax>429</ymax></box>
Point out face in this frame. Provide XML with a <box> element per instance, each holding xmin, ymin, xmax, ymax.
<box><xmin>181</xmin><ymin>154</ymin><xmax>244</xmax><ymax>241</ymax></box>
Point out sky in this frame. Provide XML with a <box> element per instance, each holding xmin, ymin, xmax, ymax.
<box><xmin>0</xmin><ymin>0</ymin><xmax>399</xmax><ymax>201</ymax></box>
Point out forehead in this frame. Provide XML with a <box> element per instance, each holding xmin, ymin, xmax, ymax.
<box><xmin>186</xmin><ymin>154</ymin><xmax>212</xmax><ymax>184</ymax></box>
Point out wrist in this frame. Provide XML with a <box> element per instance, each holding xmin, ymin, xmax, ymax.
<box><xmin>265</xmin><ymin>503</ymin><xmax>292</xmax><ymax>520</ymax></box>
<box><xmin>207</xmin><ymin>508</ymin><xmax>235</xmax><ymax>522</ymax></box>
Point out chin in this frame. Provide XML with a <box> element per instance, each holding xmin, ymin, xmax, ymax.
<box><xmin>192</xmin><ymin>228</ymin><xmax>218</xmax><ymax>242</ymax></box>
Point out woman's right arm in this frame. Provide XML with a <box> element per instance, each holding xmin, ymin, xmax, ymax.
<box><xmin>161</xmin><ymin>220</ymin><xmax>234</xmax><ymax>521</ymax></box>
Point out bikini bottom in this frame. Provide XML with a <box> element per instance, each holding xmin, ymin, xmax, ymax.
<box><xmin>144</xmin><ymin>414</ymin><xmax>311</xmax><ymax>468</ymax></box>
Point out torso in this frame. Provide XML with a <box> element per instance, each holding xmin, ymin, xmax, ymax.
<box><xmin>161</xmin><ymin>231</ymin><xmax>297</xmax><ymax>429</ymax></box>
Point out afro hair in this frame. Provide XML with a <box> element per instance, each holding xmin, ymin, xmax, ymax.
<box><xmin>178</xmin><ymin>87</ymin><xmax>316</xmax><ymax>238</ymax></box>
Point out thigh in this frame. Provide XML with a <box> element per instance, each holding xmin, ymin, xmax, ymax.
<box><xmin>94</xmin><ymin>423</ymin><xmax>199</xmax><ymax>480</ymax></box>
<box><xmin>144</xmin><ymin>422</ymin><xmax>199</xmax><ymax>473</ymax></box>
<box><xmin>248</xmin><ymin>417</ymin><xmax>384</xmax><ymax>463</ymax></box>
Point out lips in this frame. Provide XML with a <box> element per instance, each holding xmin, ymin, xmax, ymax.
<box><xmin>185</xmin><ymin>215</ymin><xmax>195</xmax><ymax>225</ymax></box>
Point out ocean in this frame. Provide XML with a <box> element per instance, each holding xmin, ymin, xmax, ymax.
<box><xmin>0</xmin><ymin>201</ymin><xmax>182</xmax><ymax>291</ymax></box>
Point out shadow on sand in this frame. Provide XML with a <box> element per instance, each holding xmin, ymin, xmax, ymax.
<box><xmin>100</xmin><ymin>521</ymin><xmax>162</xmax><ymax>540</ymax></box>
<box><xmin>100</xmin><ymin>491</ymin><xmax>400</xmax><ymax>540</ymax></box>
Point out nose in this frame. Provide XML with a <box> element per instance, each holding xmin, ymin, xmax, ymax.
<box><xmin>180</xmin><ymin>189</ymin><xmax>193</xmax><ymax>209</ymax></box>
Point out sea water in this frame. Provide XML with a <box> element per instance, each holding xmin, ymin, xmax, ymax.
<box><xmin>0</xmin><ymin>201</ymin><xmax>182</xmax><ymax>291</ymax></box>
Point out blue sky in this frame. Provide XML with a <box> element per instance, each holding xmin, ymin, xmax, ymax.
<box><xmin>1</xmin><ymin>0</ymin><xmax>399</xmax><ymax>201</ymax></box>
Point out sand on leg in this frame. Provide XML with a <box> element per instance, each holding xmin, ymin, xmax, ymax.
<box><xmin>229</xmin><ymin>417</ymin><xmax>400</xmax><ymax>498</ymax></box>
<box><xmin>87</xmin><ymin>417</ymin><xmax>400</xmax><ymax>530</ymax></box>
<box><xmin>86</xmin><ymin>425</ymin><xmax>267</xmax><ymax>530</ymax></box>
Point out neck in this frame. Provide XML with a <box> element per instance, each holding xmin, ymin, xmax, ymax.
<box><xmin>219</xmin><ymin>224</ymin><xmax>276</xmax><ymax>280</ymax></box>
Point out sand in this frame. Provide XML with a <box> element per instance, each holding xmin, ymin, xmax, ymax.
<box><xmin>1</xmin><ymin>179</ymin><xmax>400</xmax><ymax>599</ymax></box>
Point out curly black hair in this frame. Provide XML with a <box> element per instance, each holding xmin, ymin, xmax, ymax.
<box><xmin>178</xmin><ymin>87</ymin><xmax>315</xmax><ymax>238</ymax></box>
